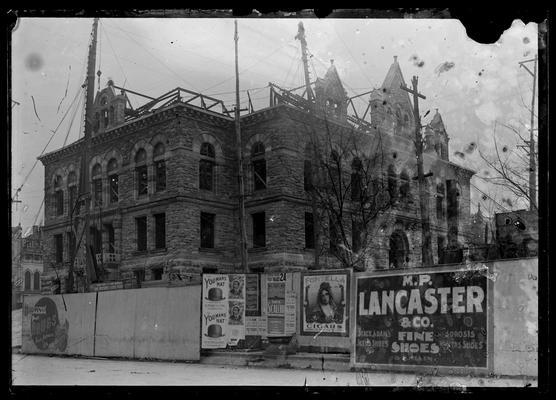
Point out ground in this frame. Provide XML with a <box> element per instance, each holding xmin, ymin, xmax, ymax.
<box><xmin>11</xmin><ymin>353</ymin><xmax>535</xmax><ymax>387</ymax></box>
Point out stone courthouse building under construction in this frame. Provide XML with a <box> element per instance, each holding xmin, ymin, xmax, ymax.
<box><xmin>38</xmin><ymin>26</ymin><xmax>475</xmax><ymax>293</ymax></box>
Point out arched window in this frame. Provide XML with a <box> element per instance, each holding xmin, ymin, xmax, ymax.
<box><xmin>92</xmin><ymin>163</ymin><xmax>102</xmax><ymax>206</ymax></box>
<box><xmin>67</xmin><ymin>171</ymin><xmax>77</xmax><ymax>214</ymax></box>
<box><xmin>396</xmin><ymin>108</ymin><xmax>403</xmax><ymax>129</ymax></box>
<box><xmin>329</xmin><ymin>150</ymin><xmax>341</xmax><ymax>187</ymax></box>
<box><xmin>109</xmin><ymin>106</ymin><xmax>115</xmax><ymax>124</ymax></box>
<box><xmin>102</xmin><ymin>109</ymin><xmax>109</xmax><ymax>128</ymax></box>
<box><xmin>251</xmin><ymin>142</ymin><xmax>266</xmax><ymax>191</ymax></box>
<box><xmin>94</xmin><ymin>112</ymin><xmax>100</xmax><ymax>132</ymax></box>
<box><xmin>351</xmin><ymin>157</ymin><xmax>362</xmax><ymax>201</ymax></box>
<box><xmin>153</xmin><ymin>143</ymin><xmax>166</xmax><ymax>192</ymax></box>
<box><xmin>399</xmin><ymin>169</ymin><xmax>410</xmax><ymax>200</ymax></box>
<box><xmin>436</xmin><ymin>183</ymin><xmax>445</xmax><ymax>221</ymax></box>
<box><xmin>33</xmin><ymin>271</ymin><xmax>40</xmax><ymax>291</ymax></box>
<box><xmin>54</xmin><ymin>175</ymin><xmax>64</xmax><ymax>216</ymax></box>
<box><xmin>135</xmin><ymin>149</ymin><xmax>148</xmax><ymax>197</ymax></box>
<box><xmin>24</xmin><ymin>271</ymin><xmax>31</xmax><ymax>290</ymax></box>
<box><xmin>107</xmin><ymin>158</ymin><xmax>119</xmax><ymax>203</ymax></box>
<box><xmin>387</xmin><ymin>165</ymin><xmax>397</xmax><ymax>202</ymax></box>
<box><xmin>389</xmin><ymin>230</ymin><xmax>409</xmax><ymax>268</ymax></box>
<box><xmin>304</xmin><ymin>144</ymin><xmax>313</xmax><ymax>192</ymax></box>
<box><xmin>199</xmin><ymin>142</ymin><xmax>215</xmax><ymax>191</ymax></box>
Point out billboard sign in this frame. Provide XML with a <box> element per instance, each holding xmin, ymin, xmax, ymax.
<box><xmin>354</xmin><ymin>268</ymin><xmax>488</xmax><ymax>369</ymax></box>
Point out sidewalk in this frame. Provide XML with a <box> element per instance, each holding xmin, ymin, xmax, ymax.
<box><xmin>11</xmin><ymin>352</ymin><xmax>538</xmax><ymax>387</ymax></box>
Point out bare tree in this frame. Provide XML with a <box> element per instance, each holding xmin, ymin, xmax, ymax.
<box><xmin>478</xmin><ymin>120</ymin><xmax>538</xmax><ymax>212</ymax></box>
<box><xmin>304</xmin><ymin>118</ymin><xmax>394</xmax><ymax>271</ymax></box>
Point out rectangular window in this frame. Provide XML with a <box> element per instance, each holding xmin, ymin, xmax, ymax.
<box><xmin>66</xmin><ymin>231</ymin><xmax>76</xmax><ymax>262</ymax></box>
<box><xmin>253</xmin><ymin>159</ymin><xmax>266</xmax><ymax>191</ymax></box>
<box><xmin>199</xmin><ymin>160</ymin><xmax>214</xmax><ymax>191</ymax></box>
<box><xmin>105</xmin><ymin>224</ymin><xmax>115</xmax><ymax>253</ymax></box>
<box><xmin>200</xmin><ymin>212</ymin><xmax>215</xmax><ymax>249</ymax></box>
<box><xmin>152</xmin><ymin>267</ymin><xmax>163</xmax><ymax>281</ymax></box>
<box><xmin>89</xmin><ymin>227</ymin><xmax>102</xmax><ymax>255</ymax></box>
<box><xmin>329</xmin><ymin>216</ymin><xmax>339</xmax><ymax>254</ymax></box>
<box><xmin>136</xmin><ymin>166</ymin><xmax>148</xmax><ymax>196</ymax></box>
<box><xmin>134</xmin><ymin>269</ymin><xmax>145</xmax><ymax>286</ymax></box>
<box><xmin>69</xmin><ymin>186</ymin><xmax>77</xmax><ymax>214</ymax></box>
<box><xmin>252</xmin><ymin>212</ymin><xmax>266</xmax><ymax>248</ymax></box>
<box><xmin>155</xmin><ymin>161</ymin><xmax>166</xmax><ymax>192</ymax></box>
<box><xmin>304</xmin><ymin>160</ymin><xmax>313</xmax><ymax>191</ymax></box>
<box><xmin>93</xmin><ymin>179</ymin><xmax>103</xmax><ymax>206</ymax></box>
<box><xmin>136</xmin><ymin>216</ymin><xmax>147</xmax><ymax>251</ymax></box>
<box><xmin>305</xmin><ymin>212</ymin><xmax>314</xmax><ymax>249</ymax></box>
<box><xmin>352</xmin><ymin>219</ymin><xmax>362</xmax><ymax>253</ymax></box>
<box><xmin>437</xmin><ymin>236</ymin><xmax>446</xmax><ymax>264</ymax></box>
<box><xmin>54</xmin><ymin>234</ymin><xmax>63</xmax><ymax>263</ymax></box>
<box><xmin>109</xmin><ymin>174</ymin><xmax>119</xmax><ymax>203</ymax></box>
<box><xmin>154</xmin><ymin>213</ymin><xmax>166</xmax><ymax>249</ymax></box>
<box><xmin>351</xmin><ymin>173</ymin><xmax>361</xmax><ymax>201</ymax></box>
<box><xmin>55</xmin><ymin>190</ymin><xmax>64</xmax><ymax>216</ymax></box>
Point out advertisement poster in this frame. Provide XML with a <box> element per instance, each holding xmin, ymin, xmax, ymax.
<box><xmin>245</xmin><ymin>274</ymin><xmax>260</xmax><ymax>317</ymax></box>
<box><xmin>23</xmin><ymin>296</ymin><xmax>70</xmax><ymax>353</ymax></box>
<box><xmin>201</xmin><ymin>274</ymin><xmax>229</xmax><ymax>349</ymax></box>
<box><xmin>355</xmin><ymin>269</ymin><xmax>488</xmax><ymax>368</ymax></box>
<box><xmin>227</xmin><ymin>274</ymin><xmax>246</xmax><ymax>345</ymax></box>
<box><xmin>301</xmin><ymin>271</ymin><xmax>350</xmax><ymax>336</ymax></box>
<box><xmin>266</xmin><ymin>273</ymin><xmax>286</xmax><ymax>336</ymax></box>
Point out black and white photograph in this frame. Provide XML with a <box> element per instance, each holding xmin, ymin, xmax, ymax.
<box><xmin>9</xmin><ymin>9</ymin><xmax>545</xmax><ymax>389</ymax></box>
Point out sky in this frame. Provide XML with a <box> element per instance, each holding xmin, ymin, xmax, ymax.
<box><xmin>10</xmin><ymin>17</ymin><xmax>538</xmax><ymax>232</ymax></box>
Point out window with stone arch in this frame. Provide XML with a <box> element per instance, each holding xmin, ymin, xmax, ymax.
<box><xmin>436</xmin><ymin>182</ymin><xmax>445</xmax><ymax>222</ymax></box>
<box><xmin>135</xmin><ymin>148</ymin><xmax>148</xmax><ymax>197</ymax></box>
<box><xmin>329</xmin><ymin>149</ymin><xmax>341</xmax><ymax>187</ymax></box>
<box><xmin>399</xmin><ymin>169</ymin><xmax>411</xmax><ymax>201</ymax></box>
<box><xmin>389</xmin><ymin>230</ymin><xmax>409</xmax><ymax>268</ymax></box>
<box><xmin>33</xmin><ymin>271</ymin><xmax>40</xmax><ymax>291</ymax></box>
<box><xmin>251</xmin><ymin>142</ymin><xmax>266</xmax><ymax>191</ymax></box>
<box><xmin>199</xmin><ymin>142</ymin><xmax>215</xmax><ymax>191</ymax></box>
<box><xmin>67</xmin><ymin>171</ymin><xmax>78</xmax><ymax>215</ymax></box>
<box><xmin>153</xmin><ymin>142</ymin><xmax>166</xmax><ymax>192</ymax></box>
<box><xmin>304</xmin><ymin>144</ymin><xmax>313</xmax><ymax>192</ymax></box>
<box><xmin>94</xmin><ymin>112</ymin><xmax>100</xmax><ymax>133</ymax></box>
<box><xmin>92</xmin><ymin>163</ymin><xmax>103</xmax><ymax>206</ymax></box>
<box><xmin>387</xmin><ymin>164</ymin><xmax>398</xmax><ymax>202</ymax></box>
<box><xmin>107</xmin><ymin>158</ymin><xmax>119</xmax><ymax>204</ymax></box>
<box><xmin>395</xmin><ymin>108</ymin><xmax>403</xmax><ymax>128</ymax></box>
<box><xmin>24</xmin><ymin>270</ymin><xmax>31</xmax><ymax>290</ymax></box>
<box><xmin>109</xmin><ymin>106</ymin><xmax>115</xmax><ymax>125</ymax></box>
<box><xmin>351</xmin><ymin>157</ymin><xmax>363</xmax><ymax>201</ymax></box>
<box><xmin>53</xmin><ymin>175</ymin><xmax>64</xmax><ymax>216</ymax></box>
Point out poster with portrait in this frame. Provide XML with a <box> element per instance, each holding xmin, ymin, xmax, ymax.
<box><xmin>227</xmin><ymin>274</ymin><xmax>246</xmax><ymax>345</ymax></box>
<box><xmin>201</xmin><ymin>274</ymin><xmax>229</xmax><ymax>349</ymax></box>
<box><xmin>301</xmin><ymin>270</ymin><xmax>350</xmax><ymax>337</ymax></box>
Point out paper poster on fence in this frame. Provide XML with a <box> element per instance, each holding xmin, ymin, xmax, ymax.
<box><xmin>202</xmin><ymin>274</ymin><xmax>229</xmax><ymax>349</ymax></box>
<box><xmin>301</xmin><ymin>271</ymin><xmax>349</xmax><ymax>336</ymax></box>
<box><xmin>227</xmin><ymin>274</ymin><xmax>246</xmax><ymax>345</ymax></box>
<box><xmin>266</xmin><ymin>273</ymin><xmax>286</xmax><ymax>336</ymax></box>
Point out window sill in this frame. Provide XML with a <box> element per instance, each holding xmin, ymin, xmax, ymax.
<box><xmin>199</xmin><ymin>247</ymin><xmax>222</xmax><ymax>253</ymax></box>
<box><xmin>132</xmin><ymin>250</ymin><xmax>148</xmax><ymax>257</ymax></box>
<box><xmin>151</xmin><ymin>248</ymin><xmax>167</xmax><ymax>254</ymax></box>
<box><xmin>249</xmin><ymin>247</ymin><xmax>267</xmax><ymax>253</ymax></box>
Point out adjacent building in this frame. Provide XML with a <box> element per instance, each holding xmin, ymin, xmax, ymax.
<box><xmin>11</xmin><ymin>225</ymin><xmax>44</xmax><ymax>307</ymax></box>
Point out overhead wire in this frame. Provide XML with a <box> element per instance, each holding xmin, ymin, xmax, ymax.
<box><xmin>107</xmin><ymin>22</ymin><xmax>200</xmax><ymax>91</ymax></box>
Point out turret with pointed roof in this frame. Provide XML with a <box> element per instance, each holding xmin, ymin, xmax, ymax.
<box><xmin>314</xmin><ymin>60</ymin><xmax>349</xmax><ymax>123</ymax></box>
<box><xmin>369</xmin><ymin>56</ymin><xmax>414</xmax><ymax>135</ymax></box>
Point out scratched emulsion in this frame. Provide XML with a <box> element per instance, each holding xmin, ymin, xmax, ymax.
<box><xmin>493</xmin><ymin>258</ymin><xmax>538</xmax><ymax>377</ymax></box>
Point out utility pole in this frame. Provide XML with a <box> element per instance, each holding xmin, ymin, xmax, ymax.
<box><xmin>68</xmin><ymin>17</ymin><xmax>99</xmax><ymax>292</ymax></box>
<box><xmin>296</xmin><ymin>21</ymin><xmax>320</xmax><ymax>269</ymax></box>
<box><xmin>518</xmin><ymin>55</ymin><xmax>537</xmax><ymax>211</ymax></box>
<box><xmin>235</xmin><ymin>20</ymin><xmax>248</xmax><ymax>273</ymax></box>
<box><xmin>295</xmin><ymin>21</ymin><xmax>314</xmax><ymax>104</ymax></box>
<box><xmin>401</xmin><ymin>76</ymin><xmax>434</xmax><ymax>267</ymax></box>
